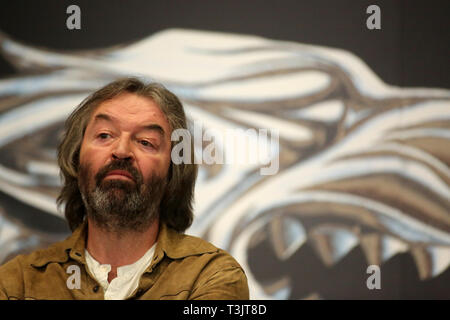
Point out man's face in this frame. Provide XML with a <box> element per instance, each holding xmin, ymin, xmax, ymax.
<box><xmin>78</xmin><ymin>92</ymin><xmax>172</xmax><ymax>233</ymax></box>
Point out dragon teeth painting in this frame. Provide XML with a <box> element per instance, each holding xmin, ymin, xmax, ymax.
<box><xmin>0</xmin><ymin>29</ymin><xmax>449</xmax><ymax>299</ymax></box>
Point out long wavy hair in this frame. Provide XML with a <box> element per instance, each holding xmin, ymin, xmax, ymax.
<box><xmin>57</xmin><ymin>78</ymin><xmax>197</xmax><ymax>233</ymax></box>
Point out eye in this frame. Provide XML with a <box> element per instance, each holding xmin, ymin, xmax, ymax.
<box><xmin>98</xmin><ymin>133</ymin><xmax>111</xmax><ymax>139</ymax></box>
<box><xmin>140</xmin><ymin>140</ymin><xmax>154</xmax><ymax>148</ymax></box>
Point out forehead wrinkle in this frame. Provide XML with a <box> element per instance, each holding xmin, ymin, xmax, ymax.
<box><xmin>93</xmin><ymin>113</ymin><xmax>115</xmax><ymax>124</ymax></box>
<box><xmin>90</xmin><ymin>112</ymin><xmax>166</xmax><ymax>140</ymax></box>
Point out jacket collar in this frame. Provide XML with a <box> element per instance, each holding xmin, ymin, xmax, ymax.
<box><xmin>31</xmin><ymin>220</ymin><xmax>88</xmax><ymax>268</ymax></box>
<box><xmin>31</xmin><ymin>220</ymin><xmax>217</xmax><ymax>268</ymax></box>
<box><xmin>156</xmin><ymin>223</ymin><xmax>217</xmax><ymax>260</ymax></box>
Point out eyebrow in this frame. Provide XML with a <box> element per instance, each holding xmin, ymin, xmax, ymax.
<box><xmin>93</xmin><ymin>113</ymin><xmax>166</xmax><ymax>138</ymax></box>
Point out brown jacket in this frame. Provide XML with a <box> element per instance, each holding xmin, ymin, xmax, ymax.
<box><xmin>0</xmin><ymin>221</ymin><xmax>249</xmax><ymax>300</ymax></box>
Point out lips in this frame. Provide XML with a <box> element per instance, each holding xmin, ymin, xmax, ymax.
<box><xmin>105</xmin><ymin>170</ymin><xmax>134</xmax><ymax>181</ymax></box>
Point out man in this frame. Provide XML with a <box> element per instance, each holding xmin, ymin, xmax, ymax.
<box><xmin>0</xmin><ymin>78</ymin><xmax>249</xmax><ymax>300</ymax></box>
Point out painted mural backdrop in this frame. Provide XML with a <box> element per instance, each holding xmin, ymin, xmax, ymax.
<box><xmin>0</xmin><ymin>29</ymin><xmax>449</xmax><ymax>299</ymax></box>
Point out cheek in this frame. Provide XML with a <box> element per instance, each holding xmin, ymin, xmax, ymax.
<box><xmin>78</xmin><ymin>140</ymin><xmax>90</xmax><ymax>170</ymax></box>
<box><xmin>78</xmin><ymin>161</ymin><xmax>94</xmax><ymax>192</ymax></box>
<box><xmin>159</xmin><ymin>148</ymin><xmax>173</xmax><ymax>177</ymax></box>
<box><xmin>162</xmin><ymin>153</ymin><xmax>172</xmax><ymax>177</ymax></box>
<box><xmin>138</xmin><ymin>154</ymin><xmax>171</xmax><ymax>181</ymax></box>
<box><xmin>79</xmin><ymin>142</ymin><xmax>107</xmax><ymax>174</ymax></box>
<box><xmin>79</xmin><ymin>147</ymin><xmax>103</xmax><ymax>187</ymax></box>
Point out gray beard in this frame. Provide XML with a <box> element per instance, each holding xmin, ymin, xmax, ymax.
<box><xmin>79</xmin><ymin>162</ymin><xmax>167</xmax><ymax>235</ymax></box>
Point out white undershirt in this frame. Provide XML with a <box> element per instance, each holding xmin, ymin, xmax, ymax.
<box><xmin>84</xmin><ymin>243</ymin><xmax>156</xmax><ymax>300</ymax></box>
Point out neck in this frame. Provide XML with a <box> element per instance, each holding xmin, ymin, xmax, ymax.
<box><xmin>86</xmin><ymin>217</ymin><xmax>159</xmax><ymax>268</ymax></box>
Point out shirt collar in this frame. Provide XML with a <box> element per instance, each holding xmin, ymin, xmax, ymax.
<box><xmin>31</xmin><ymin>219</ymin><xmax>218</xmax><ymax>268</ymax></box>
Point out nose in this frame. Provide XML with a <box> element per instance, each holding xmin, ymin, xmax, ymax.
<box><xmin>111</xmin><ymin>137</ymin><xmax>134</xmax><ymax>161</ymax></box>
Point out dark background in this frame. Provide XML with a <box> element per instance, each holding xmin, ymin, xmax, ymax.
<box><xmin>0</xmin><ymin>0</ymin><xmax>449</xmax><ymax>89</ymax></box>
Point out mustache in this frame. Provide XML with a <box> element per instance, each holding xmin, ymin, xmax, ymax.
<box><xmin>94</xmin><ymin>160</ymin><xmax>143</xmax><ymax>186</ymax></box>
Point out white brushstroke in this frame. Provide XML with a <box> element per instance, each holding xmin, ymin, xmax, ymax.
<box><xmin>277</xmin><ymin>217</ymin><xmax>307</xmax><ymax>261</ymax></box>
<box><xmin>290</xmin><ymin>99</ymin><xmax>345</xmax><ymax>122</ymax></box>
<box><xmin>427</xmin><ymin>246</ymin><xmax>450</xmax><ymax>277</ymax></box>
<box><xmin>0</xmin><ymin>178</ymin><xmax>62</xmax><ymax>217</ymax></box>
<box><xmin>196</xmin><ymin>71</ymin><xmax>330</xmax><ymax>101</ymax></box>
<box><xmin>381</xmin><ymin>235</ymin><xmax>409</xmax><ymax>262</ymax></box>
<box><xmin>210</xmin><ymin>190</ymin><xmax>450</xmax><ymax>249</ymax></box>
<box><xmin>224</xmin><ymin>108</ymin><xmax>313</xmax><ymax>141</ymax></box>
<box><xmin>0</xmin><ymin>94</ymin><xmax>86</xmax><ymax>146</ymax></box>
<box><xmin>358</xmin><ymin>143</ymin><xmax>450</xmax><ymax>179</ymax></box>
<box><xmin>385</xmin><ymin>128</ymin><xmax>450</xmax><ymax>140</ymax></box>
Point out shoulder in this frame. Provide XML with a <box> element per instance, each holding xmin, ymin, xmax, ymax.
<box><xmin>163</xmin><ymin>227</ymin><xmax>247</xmax><ymax>277</ymax></box>
<box><xmin>0</xmin><ymin>249</ymin><xmax>43</xmax><ymax>274</ymax></box>
<box><xmin>0</xmin><ymin>234</ymin><xmax>72</xmax><ymax>276</ymax></box>
<box><xmin>158</xmin><ymin>227</ymin><xmax>249</xmax><ymax>299</ymax></box>
<box><xmin>161</xmin><ymin>225</ymin><xmax>242</xmax><ymax>268</ymax></box>
<box><xmin>0</xmin><ymin>252</ymin><xmax>33</xmax><ymax>299</ymax></box>
<box><xmin>0</xmin><ymin>236</ymin><xmax>74</xmax><ymax>300</ymax></box>
<box><xmin>177</xmin><ymin>235</ymin><xmax>250</xmax><ymax>300</ymax></box>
